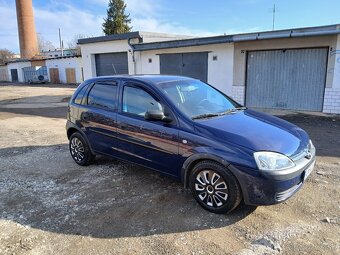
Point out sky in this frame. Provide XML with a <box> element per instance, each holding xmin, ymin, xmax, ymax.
<box><xmin>1</xmin><ymin>0</ymin><xmax>339</xmax><ymax>53</ymax></box>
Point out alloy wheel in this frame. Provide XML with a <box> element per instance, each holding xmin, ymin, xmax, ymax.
<box><xmin>70</xmin><ymin>137</ymin><xmax>85</xmax><ymax>162</ymax></box>
<box><xmin>194</xmin><ymin>170</ymin><xmax>228</xmax><ymax>208</ymax></box>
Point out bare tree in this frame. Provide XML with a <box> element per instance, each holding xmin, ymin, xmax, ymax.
<box><xmin>67</xmin><ymin>34</ymin><xmax>88</xmax><ymax>56</ymax></box>
<box><xmin>0</xmin><ymin>49</ymin><xmax>14</xmax><ymax>64</ymax></box>
<box><xmin>37</xmin><ymin>34</ymin><xmax>56</xmax><ymax>53</ymax></box>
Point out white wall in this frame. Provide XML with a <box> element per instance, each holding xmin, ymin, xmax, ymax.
<box><xmin>331</xmin><ymin>34</ymin><xmax>340</xmax><ymax>89</ymax></box>
<box><xmin>323</xmin><ymin>34</ymin><xmax>340</xmax><ymax>114</ymax></box>
<box><xmin>135</xmin><ymin>43</ymin><xmax>234</xmax><ymax>95</ymax></box>
<box><xmin>7</xmin><ymin>61</ymin><xmax>31</xmax><ymax>82</ymax></box>
<box><xmin>80</xmin><ymin>39</ymin><xmax>136</xmax><ymax>80</ymax></box>
<box><xmin>46</xmin><ymin>57</ymin><xmax>83</xmax><ymax>83</ymax></box>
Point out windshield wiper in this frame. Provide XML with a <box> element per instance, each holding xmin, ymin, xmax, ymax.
<box><xmin>192</xmin><ymin>107</ymin><xmax>247</xmax><ymax>120</ymax></box>
<box><xmin>192</xmin><ymin>113</ymin><xmax>220</xmax><ymax>120</ymax></box>
<box><xmin>219</xmin><ymin>106</ymin><xmax>247</xmax><ymax>115</ymax></box>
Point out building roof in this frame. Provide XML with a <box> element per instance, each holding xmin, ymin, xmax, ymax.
<box><xmin>133</xmin><ymin>24</ymin><xmax>340</xmax><ymax>51</ymax></box>
<box><xmin>77</xmin><ymin>31</ymin><xmax>193</xmax><ymax>45</ymax></box>
<box><xmin>6</xmin><ymin>58</ymin><xmax>31</xmax><ymax>64</ymax></box>
<box><xmin>78</xmin><ymin>31</ymin><xmax>142</xmax><ymax>44</ymax></box>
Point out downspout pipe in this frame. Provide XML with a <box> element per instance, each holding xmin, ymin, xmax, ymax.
<box><xmin>128</xmin><ymin>37</ymin><xmax>142</xmax><ymax>74</ymax></box>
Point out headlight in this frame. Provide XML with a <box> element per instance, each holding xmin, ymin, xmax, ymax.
<box><xmin>254</xmin><ymin>151</ymin><xmax>295</xmax><ymax>171</ymax></box>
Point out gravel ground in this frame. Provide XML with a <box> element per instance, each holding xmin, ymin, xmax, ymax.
<box><xmin>0</xmin><ymin>83</ymin><xmax>339</xmax><ymax>255</ymax></box>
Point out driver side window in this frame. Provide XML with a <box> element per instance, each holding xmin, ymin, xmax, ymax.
<box><xmin>122</xmin><ymin>85</ymin><xmax>162</xmax><ymax>116</ymax></box>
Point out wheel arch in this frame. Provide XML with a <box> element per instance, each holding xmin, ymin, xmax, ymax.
<box><xmin>67</xmin><ymin>127</ymin><xmax>78</xmax><ymax>139</ymax></box>
<box><xmin>66</xmin><ymin>122</ymin><xmax>95</xmax><ymax>154</ymax></box>
<box><xmin>181</xmin><ymin>154</ymin><xmax>231</xmax><ymax>188</ymax></box>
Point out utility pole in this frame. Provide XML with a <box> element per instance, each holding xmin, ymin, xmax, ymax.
<box><xmin>272</xmin><ymin>4</ymin><xmax>276</xmax><ymax>31</ymax></box>
<box><xmin>58</xmin><ymin>28</ymin><xmax>64</xmax><ymax>57</ymax></box>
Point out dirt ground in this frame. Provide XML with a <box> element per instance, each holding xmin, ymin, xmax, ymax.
<box><xmin>0</xmin><ymin>83</ymin><xmax>339</xmax><ymax>255</ymax></box>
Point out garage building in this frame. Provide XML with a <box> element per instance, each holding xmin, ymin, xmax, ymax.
<box><xmin>79</xmin><ymin>24</ymin><xmax>340</xmax><ymax>114</ymax></box>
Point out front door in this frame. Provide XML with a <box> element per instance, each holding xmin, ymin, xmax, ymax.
<box><xmin>66</xmin><ymin>68</ymin><xmax>76</xmax><ymax>83</ymax></box>
<box><xmin>116</xmin><ymin>82</ymin><xmax>180</xmax><ymax>176</ymax></box>
<box><xmin>10</xmin><ymin>69</ymin><xmax>18</xmax><ymax>82</ymax></box>
<box><xmin>49</xmin><ymin>68</ymin><xmax>60</xmax><ymax>84</ymax></box>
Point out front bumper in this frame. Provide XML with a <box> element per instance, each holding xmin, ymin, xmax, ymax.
<box><xmin>229</xmin><ymin>154</ymin><xmax>316</xmax><ymax>206</ymax></box>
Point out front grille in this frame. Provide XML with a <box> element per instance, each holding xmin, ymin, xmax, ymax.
<box><xmin>275</xmin><ymin>182</ymin><xmax>302</xmax><ymax>202</ymax></box>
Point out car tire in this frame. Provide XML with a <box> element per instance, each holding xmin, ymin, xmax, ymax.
<box><xmin>189</xmin><ymin>160</ymin><xmax>242</xmax><ymax>214</ymax></box>
<box><xmin>69</xmin><ymin>132</ymin><xmax>95</xmax><ymax>166</ymax></box>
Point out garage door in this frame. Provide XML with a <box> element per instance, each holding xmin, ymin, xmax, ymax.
<box><xmin>245</xmin><ymin>48</ymin><xmax>328</xmax><ymax>111</ymax></box>
<box><xmin>160</xmin><ymin>52</ymin><xmax>208</xmax><ymax>82</ymax></box>
<box><xmin>95</xmin><ymin>52</ymin><xmax>128</xmax><ymax>76</ymax></box>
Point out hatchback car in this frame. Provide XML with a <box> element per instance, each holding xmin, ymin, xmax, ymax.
<box><xmin>66</xmin><ymin>75</ymin><xmax>315</xmax><ymax>214</ymax></box>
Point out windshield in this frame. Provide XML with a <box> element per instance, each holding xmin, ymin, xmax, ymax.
<box><xmin>159</xmin><ymin>79</ymin><xmax>241</xmax><ymax>119</ymax></box>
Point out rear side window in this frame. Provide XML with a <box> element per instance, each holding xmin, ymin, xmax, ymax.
<box><xmin>123</xmin><ymin>86</ymin><xmax>162</xmax><ymax>116</ymax></box>
<box><xmin>73</xmin><ymin>85</ymin><xmax>87</xmax><ymax>105</ymax></box>
<box><xmin>87</xmin><ymin>82</ymin><xmax>117</xmax><ymax>110</ymax></box>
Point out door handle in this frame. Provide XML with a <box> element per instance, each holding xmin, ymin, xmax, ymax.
<box><xmin>119</xmin><ymin>123</ymin><xmax>128</xmax><ymax>130</ymax></box>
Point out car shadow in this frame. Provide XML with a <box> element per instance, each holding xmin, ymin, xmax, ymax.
<box><xmin>0</xmin><ymin>144</ymin><xmax>256</xmax><ymax>238</ymax></box>
<box><xmin>0</xmin><ymin>95</ymin><xmax>71</xmax><ymax>119</ymax></box>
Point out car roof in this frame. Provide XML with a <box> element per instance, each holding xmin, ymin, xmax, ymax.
<box><xmin>86</xmin><ymin>74</ymin><xmax>194</xmax><ymax>86</ymax></box>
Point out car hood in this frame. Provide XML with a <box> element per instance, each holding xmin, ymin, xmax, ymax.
<box><xmin>194</xmin><ymin>109</ymin><xmax>309</xmax><ymax>157</ymax></box>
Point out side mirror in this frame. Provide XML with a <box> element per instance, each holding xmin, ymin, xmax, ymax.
<box><xmin>144</xmin><ymin>110</ymin><xmax>172</xmax><ymax>123</ymax></box>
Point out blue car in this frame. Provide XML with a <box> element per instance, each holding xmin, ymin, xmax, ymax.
<box><xmin>66</xmin><ymin>75</ymin><xmax>316</xmax><ymax>214</ymax></box>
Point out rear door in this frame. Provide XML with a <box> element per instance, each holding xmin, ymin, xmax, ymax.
<box><xmin>78</xmin><ymin>81</ymin><xmax>118</xmax><ymax>155</ymax></box>
<box><xmin>115</xmin><ymin>82</ymin><xmax>180</xmax><ymax>176</ymax></box>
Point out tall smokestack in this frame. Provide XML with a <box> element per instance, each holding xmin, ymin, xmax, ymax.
<box><xmin>15</xmin><ymin>0</ymin><xmax>39</xmax><ymax>58</ymax></box>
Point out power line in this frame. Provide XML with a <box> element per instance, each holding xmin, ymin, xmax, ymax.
<box><xmin>272</xmin><ymin>4</ymin><xmax>276</xmax><ymax>31</ymax></box>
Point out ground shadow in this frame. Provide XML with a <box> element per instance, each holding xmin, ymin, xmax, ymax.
<box><xmin>0</xmin><ymin>95</ymin><xmax>71</xmax><ymax>119</ymax></box>
<box><xmin>0</xmin><ymin>106</ymin><xmax>68</xmax><ymax>119</ymax></box>
<box><xmin>278</xmin><ymin>113</ymin><xmax>340</xmax><ymax>158</ymax></box>
<box><xmin>0</xmin><ymin>144</ymin><xmax>257</xmax><ymax>239</ymax></box>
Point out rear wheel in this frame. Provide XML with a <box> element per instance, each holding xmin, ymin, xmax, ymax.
<box><xmin>189</xmin><ymin>160</ymin><xmax>242</xmax><ymax>214</ymax></box>
<box><xmin>69</xmin><ymin>132</ymin><xmax>95</xmax><ymax>166</ymax></box>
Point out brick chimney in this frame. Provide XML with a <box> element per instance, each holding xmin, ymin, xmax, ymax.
<box><xmin>15</xmin><ymin>0</ymin><xmax>39</xmax><ymax>58</ymax></box>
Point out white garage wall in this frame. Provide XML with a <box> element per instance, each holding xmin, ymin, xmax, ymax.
<box><xmin>331</xmin><ymin>34</ymin><xmax>340</xmax><ymax>89</ymax></box>
<box><xmin>80</xmin><ymin>39</ymin><xmax>137</xmax><ymax>80</ymax></box>
<box><xmin>324</xmin><ymin>34</ymin><xmax>340</xmax><ymax>114</ymax></box>
<box><xmin>135</xmin><ymin>43</ymin><xmax>234</xmax><ymax>95</ymax></box>
<box><xmin>46</xmin><ymin>57</ymin><xmax>83</xmax><ymax>83</ymax></box>
<box><xmin>7</xmin><ymin>61</ymin><xmax>32</xmax><ymax>82</ymax></box>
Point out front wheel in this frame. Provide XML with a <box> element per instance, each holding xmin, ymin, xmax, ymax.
<box><xmin>189</xmin><ymin>160</ymin><xmax>242</xmax><ymax>214</ymax></box>
<box><xmin>69</xmin><ymin>132</ymin><xmax>95</xmax><ymax>166</ymax></box>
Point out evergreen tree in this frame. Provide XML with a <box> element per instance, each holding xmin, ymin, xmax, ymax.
<box><xmin>102</xmin><ymin>0</ymin><xmax>132</xmax><ymax>35</ymax></box>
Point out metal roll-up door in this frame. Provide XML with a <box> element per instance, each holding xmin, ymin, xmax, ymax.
<box><xmin>95</xmin><ymin>52</ymin><xmax>128</xmax><ymax>76</ymax></box>
<box><xmin>245</xmin><ymin>48</ymin><xmax>328</xmax><ymax>111</ymax></box>
<box><xmin>160</xmin><ymin>52</ymin><xmax>208</xmax><ymax>82</ymax></box>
